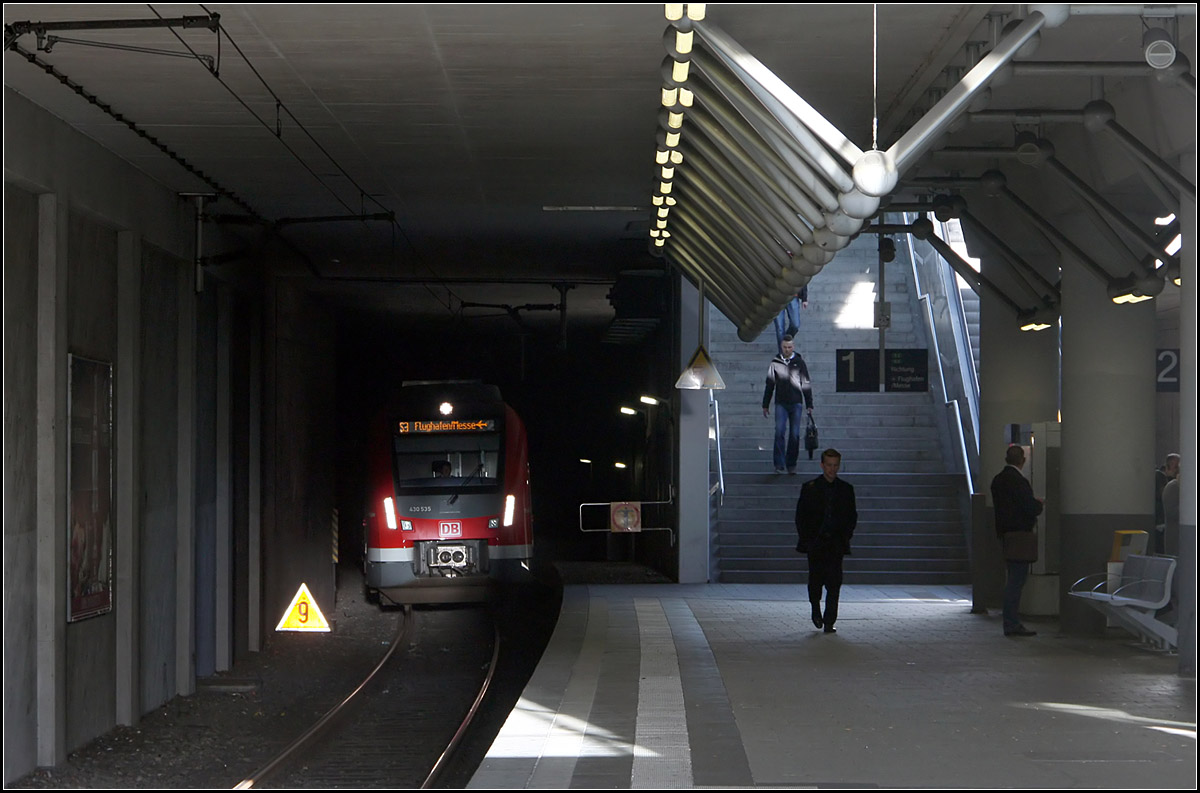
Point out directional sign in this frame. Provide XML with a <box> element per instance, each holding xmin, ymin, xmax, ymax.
<box><xmin>885</xmin><ymin>349</ymin><xmax>929</xmax><ymax>392</ymax></box>
<box><xmin>275</xmin><ymin>583</ymin><xmax>331</xmax><ymax>632</ymax></box>
<box><xmin>836</xmin><ymin>348</ymin><xmax>880</xmax><ymax>392</ymax></box>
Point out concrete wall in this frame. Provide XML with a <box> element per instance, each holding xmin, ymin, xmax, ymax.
<box><xmin>4</xmin><ymin>181</ymin><xmax>41</xmax><ymax>784</ymax></box>
<box><xmin>3</xmin><ymin>88</ymin><xmax>198</xmax><ymax>783</ymax></box>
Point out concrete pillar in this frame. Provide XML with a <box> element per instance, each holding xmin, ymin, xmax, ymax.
<box><xmin>1058</xmin><ymin>261</ymin><xmax>1156</xmax><ymax>634</ymax></box>
<box><xmin>175</xmin><ymin>259</ymin><xmax>196</xmax><ymax>695</ymax></box>
<box><xmin>36</xmin><ymin>193</ymin><xmax>68</xmax><ymax>766</ymax></box>
<box><xmin>115</xmin><ymin>230</ymin><xmax>140</xmax><ymax>725</ymax></box>
<box><xmin>1177</xmin><ymin>151</ymin><xmax>1196</xmax><ymax>677</ymax></box>
<box><xmin>677</xmin><ymin>276</ymin><xmax>710</xmax><ymax>583</ymax></box>
<box><xmin>974</xmin><ymin>259</ymin><xmax>1059</xmax><ymax>614</ymax></box>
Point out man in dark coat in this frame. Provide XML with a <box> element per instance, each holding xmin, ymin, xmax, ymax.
<box><xmin>991</xmin><ymin>444</ymin><xmax>1044</xmax><ymax>637</ymax></box>
<box><xmin>795</xmin><ymin>448</ymin><xmax>857</xmax><ymax>633</ymax></box>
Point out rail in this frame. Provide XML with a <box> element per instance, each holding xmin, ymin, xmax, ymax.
<box><xmin>903</xmin><ymin>213</ymin><xmax>980</xmax><ymax>495</ymax></box>
<box><xmin>709</xmin><ymin>391</ymin><xmax>725</xmax><ymax>503</ymax></box>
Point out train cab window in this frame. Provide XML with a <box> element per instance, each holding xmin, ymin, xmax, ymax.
<box><xmin>392</xmin><ymin>433</ymin><xmax>502</xmax><ymax>493</ymax></box>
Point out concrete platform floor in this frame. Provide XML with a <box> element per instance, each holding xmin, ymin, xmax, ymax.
<box><xmin>470</xmin><ymin>583</ymin><xmax>1196</xmax><ymax>789</ymax></box>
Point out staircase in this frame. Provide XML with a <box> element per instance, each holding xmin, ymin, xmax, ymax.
<box><xmin>708</xmin><ymin>243</ymin><xmax>970</xmax><ymax>585</ymax></box>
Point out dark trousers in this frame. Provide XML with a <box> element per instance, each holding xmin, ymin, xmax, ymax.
<box><xmin>808</xmin><ymin>549</ymin><xmax>845</xmax><ymax>626</ymax></box>
<box><xmin>1003</xmin><ymin>560</ymin><xmax>1030</xmax><ymax>632</ymax></box>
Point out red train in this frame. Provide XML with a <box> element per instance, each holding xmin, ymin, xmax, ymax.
<box><xmin>363</xmin><ymin>381</ymin><xmax>533</xmax><ymax>604</ymax></box>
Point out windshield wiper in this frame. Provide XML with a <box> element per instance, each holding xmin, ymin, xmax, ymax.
<box><xmin>447</xmin><ymin>463</ymin><xmax>485</xmax><ymax>505</ymax></box>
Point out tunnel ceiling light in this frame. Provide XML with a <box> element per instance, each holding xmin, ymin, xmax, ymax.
<box><xmin>439</xmin><ymin>402</ymin><xmax>453</xmax><ymax>416</ymax></box>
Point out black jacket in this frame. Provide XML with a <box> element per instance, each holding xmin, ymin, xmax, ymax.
<box><xmin>990</xmin><ymin>465</ymin><xmax>1042</xmax><ymax>538</ymax></box>
<box><xmin>763</xmin><ymin>354</ymin><xmax>814</xmax><ymax>410</ymax></box>
<box><xmin>795</xmin><ymin>475</ymin><xmax>857</xmax><ymax>555</ymax></box>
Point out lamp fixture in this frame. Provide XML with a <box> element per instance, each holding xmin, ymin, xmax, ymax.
<box><xmin>649</xmin><ymin>4</ymin><xmax>704</xmax><ymax>253</ymax></box>
<box><xmin>620</xmin><ymin>406</ymin><xmax>637</xmax><ymax>415</ymax></box>
<box><xmin>1107</xmin><ymin>270</ymin><xmax>1163</xmax><ymax>304</ymax></box>
<box><xmin>1143</xmin><ymin>26</ymin><xmax>1176</xmax><ymax>69</ymax></box>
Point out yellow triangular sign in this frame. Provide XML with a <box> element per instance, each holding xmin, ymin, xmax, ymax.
<box><xmin>676</xmin><ymin>344</ymin><xmax>726</xmax><ymax>390</ymax></box>
<box><xmin>275</xmin><ymin>583</ymin><xmax>331</xmax><ymax>632</ymax></box>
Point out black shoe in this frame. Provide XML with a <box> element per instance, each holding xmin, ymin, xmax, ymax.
<box><xmin>1004</xmin><ymin>626</ymin><xmax>1037</xmax><ymax>637</ymax></box>
<box><xmin>812</xmin><ymin>610</ymin><xmax>823</xmax><ymax>629</ymax></box>
<box><xmin>823</xmin><ymin>625</ymin><xmax>837</xmax><ymax>634</ymax></box>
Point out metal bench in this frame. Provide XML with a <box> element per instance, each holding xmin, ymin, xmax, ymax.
<box><xmin>1069</xmin><ymin>554</ymin><xmax>1177</xmax><ymax>650</ymax></box>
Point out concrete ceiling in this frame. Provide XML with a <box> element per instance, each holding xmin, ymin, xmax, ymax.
<box><xmin>4</xmin><ymin>4</ymin><xmax>1194</xmax><ymax>333</ymax></box>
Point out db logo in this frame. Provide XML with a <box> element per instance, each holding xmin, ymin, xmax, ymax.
<box><xmin>439</xmin><ymin>521</ymin><xmax>462</xmax><ymax>537</ymax></box>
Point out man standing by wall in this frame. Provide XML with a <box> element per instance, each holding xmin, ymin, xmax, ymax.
<box><xmin>991</xmin><ymin>445</ymin><xmax>1044</xmax><ymax>637</ymax></box>
<box><xmin>795</xmin><ymin>448</ymin><xmax>857</xmax><ymax>633</ymax></box>
<box><xmin>762</xmin><ymin>335</ymin><xmax>813</xmax><ymax>475</ymax></box>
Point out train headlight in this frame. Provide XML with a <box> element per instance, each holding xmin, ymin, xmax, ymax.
<box><xmin>503</xmin><ymin>494</ymin><xmax>516</xmax><ymax>526</ymax></box>
<box><xmin>383</xmin><ymin>497</ymin><xmax>397</xmax><ymax>530</ymax></box>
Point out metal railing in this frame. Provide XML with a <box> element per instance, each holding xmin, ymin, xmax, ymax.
<box><xmin>709</xmin><ymin>391</ymin><xmax>725</xmax><ymax>504</ymax></box>
<box><xmin>903</xmin><ymin>214</ymin><xmax>981</xmax><ymax>494</ymax></box>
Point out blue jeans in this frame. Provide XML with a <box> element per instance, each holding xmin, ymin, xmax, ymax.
<box><xmin>1003</xmin><ymin>560</ymin><xmax>1030</xmax><ymax>631</ymax></box>
<box><xmin>773</xmin><ymin>299</ymin><xmax>802</xmax><ymax>348</ymax></box>
<box><xmin>773</xmin><ymin>402</ymin><xmax>805</xmax><ymax>470</ymax></box>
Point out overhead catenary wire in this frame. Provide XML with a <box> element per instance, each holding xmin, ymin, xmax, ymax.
<box><xmin>145</xmin><ymin>3</ymin><xmax>461</xmax><ymax>312</ymax></box>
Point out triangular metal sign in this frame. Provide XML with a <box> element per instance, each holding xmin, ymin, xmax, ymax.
<box><xmin>275</xmin><ymin>583</ymin><xmax>331</xmax><ymax>632</ymax></box>
<box><xmin>676</xmin><ymin>344</ymin><xmax>726</xmax><ymax>390</ymax></box>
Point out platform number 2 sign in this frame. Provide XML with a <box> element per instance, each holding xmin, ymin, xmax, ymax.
<box><xmin>1157</xmin><ymin>349</ymin><xmax>1180</xmax><ymax>392</ymax></box>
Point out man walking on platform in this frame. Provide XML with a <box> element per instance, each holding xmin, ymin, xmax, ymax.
<box><xmin>762</xmin><ymin>335</ymin><xmax>813</xmax><ymax>475</ymax></box>
<box><xmin>795</xmin><ymin>449</ymin><xmax>857</xmax><ymax>633</ymax></box>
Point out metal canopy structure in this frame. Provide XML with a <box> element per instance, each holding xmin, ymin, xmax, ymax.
<box><xmin>3</xmin><ymin>4</ymin><xmax>1195</xmax><ymax>335</ymax></box>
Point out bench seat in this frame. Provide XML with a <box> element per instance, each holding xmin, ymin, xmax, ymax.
<box><xmin>1069</xmin><ymin>554</ymin><xmax>1177</xmax><ymax>650</ymax></box>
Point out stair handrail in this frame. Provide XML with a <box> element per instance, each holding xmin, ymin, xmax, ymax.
<box><xmin>709</xmin><ymin>390</ymin><xmax>725</xmax><ymax>505</ymax></box>
<box><xmin>901</xmin><ymin>213</ymin><xmax>981</xmax><ymax>494</ymax></box>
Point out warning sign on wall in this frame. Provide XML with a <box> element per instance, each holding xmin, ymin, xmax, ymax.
<box><xmin>275</xmin><ymin>583</ymin><xmax>331</xmax><ymax>632</ymax></box>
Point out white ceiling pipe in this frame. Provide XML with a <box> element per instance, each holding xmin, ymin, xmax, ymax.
<box><xmin>686</xmin><ymin>90</ymin><xmax>835</xmax><ymax>220</ymax></box>
<box><xmin>957</xmin><ymin>208</ymin><xmax>1061</xmax><ymax>304</ymax></box>
<box><xmin>669</xmin><ymin>235</ymin><xmax>770</xmax><ymax>321</ymax></box>
<box><xmin>675</xmin><ymin>192</ymin><xmax>815</xmax><ymax>292</ymax></box>
<box><xmin>881</xmin><ymin>11</ymin><xmax>1049</xmax><ymax>189</ymax></box>
<box><xmin>685</xmin><ymin>102</ymin><xmax>827</xmax><ymax>226</ymax></box>
<box><xmin>676</xmin><ymin>165</ymin><xmax>811</xmax><ymax>272</ymax></box>
<box><xmin>693</xmin><ymin>20</ymin><xmax>864</xmax><ymax>170</ymax></box>
<box><xmin>673</xmin><ymin>185</ymin><xmax>792</xmax><ymax>283</ymax></box>
<box><xmin>1037</xmin><ymin>145</ymin><xmax>1181</xmax><ymax>266</ymax></box>
<box><xmin>979</xmin><ymin>169</ymin><xmax>1117</xmax><ymax>285</ymax></box>
<box><xmin>1082</xmin><ymin>99</ymin><xmax>1196</xmax><ymax>199</ymax></box>
<box><xmin>671</xmin><ymin>210</ymin><xmax>791</xmax><ymax>305</ymax></box>
<box><xmin>1030</xmin><ymin>4</ymin><xmax>1197</xmax><ymax>26</ymax></box>
<box><xmin>682</xmin><ymin>136</ymin><xmax>817</xmax><ymax>247</ymax></box>
<box><xmin>674</xmin><ymin>171</ymin><xmax>799</xmax><ymax>273</ymax></box>
<box><xmin>665</xmin><ymin>245</ymin><xmax>753</xmax><ymax>325</ymax></box>
<box><xmin>688</xmin><ymin>54</ymin><xmax>844</xmax><ymax>211</ymax></box>
<box><xmin>667</xmin><ymin>235</ymin><xmax>755</xmax><ymax>308</ymax></box>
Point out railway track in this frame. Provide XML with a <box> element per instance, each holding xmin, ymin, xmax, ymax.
<box><xmin>235</xmin><ymin>603</ymin><xmax>498</xmax><ymax>789</ymax></box>
<box><xmin>233</xmin><ymin>575</ymin><xmax>559</xmax><ymax>789</ymax></box>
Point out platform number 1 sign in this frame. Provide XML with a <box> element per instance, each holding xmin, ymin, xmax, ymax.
<box><xmin>1157</xmin><ymin>349</ymin><xmax>1180</xmax><ymax>392</ymax></box>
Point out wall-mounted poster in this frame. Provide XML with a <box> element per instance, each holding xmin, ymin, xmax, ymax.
<box><xmin>68</xmin><ymin>354</ymin><xmax>113</xmax><ymax>622</ymax></box>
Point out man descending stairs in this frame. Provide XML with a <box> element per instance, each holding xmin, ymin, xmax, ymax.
<box><xmin>708</xmin><ymin>242</ymin><xmax>970</xmax><ymax>585</ymax></box>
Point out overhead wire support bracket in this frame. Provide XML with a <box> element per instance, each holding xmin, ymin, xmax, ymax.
<box><xmin>5</xmin><ymin>14</ymin><xmax>220</xmax><ymax>53</ymax></box>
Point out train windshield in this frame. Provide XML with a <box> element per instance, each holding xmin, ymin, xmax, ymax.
<box><xmin>392</xmin><ymin>432</ymin><xmax>502</xmax><ymax>494</ymax></box>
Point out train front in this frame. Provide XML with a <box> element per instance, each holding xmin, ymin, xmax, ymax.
<box><xmin>364</xmin><ymin>383</ymin><xmax>532</xmax><ymax>604</ymax></box>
